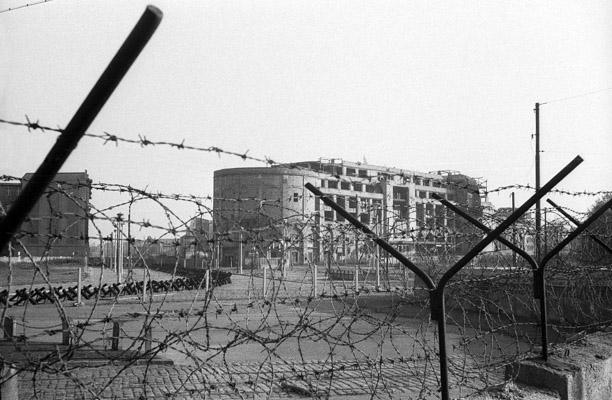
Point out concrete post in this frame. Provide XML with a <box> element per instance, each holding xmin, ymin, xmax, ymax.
<box><xmin>76</xmin><ymin>267</ymin><xmax>82</xmax><ymax>305</ymax></box>
<box><xmin>263</xmin><ymin>265</ymin><xmax>267</xmax><ymax>299</ymax></box>
<box><xmin>376</xmin><ymin>246</ymin><xmax>380</xmax><ymax>288</ymax></box>
<box><xmin>111</xmin><ymin>321</ymin><xmax>120</xmax><ymax>351</ymax></box>
<box><xmin>144</xmin><ymin>325</ymin><xmax>152</xmax><ymax>352</ymax></box>
<box><xmin>0</xmin><ymin>363</ymin><xmax>18</xmax><ymax>400</ymax></box>
<box><xmin>2</xmin><ymin>317</ymin><xmax>16</xmax><ymax>339</ymax></box>
<box><xmin>205</xmin><ymin>269</ymin><xmax>210</xmax><ymax>292</ymax></box>
<box><xmin>313</xmin><ymin>264</ymin><xmax>318</xmax><ymax>297</ymax></box>
<box><xmin>355</xmin><ymin>265</ymin><xmax>359</xmax><ymax>292</ymax></box>
<box><xmin>142</xmin><ymin>269</ymin><xmax>148</xmax><ymax>300</ymax></box>
<box><xmin>116</xmin><ymin>215</ymin><xmax>124</xmax><ymax>284</ymax></box>
<box><xmin>239</xmin><ymin>231</ymin><xmax>243</xmax><ymax>274</ymax></box>
<box><xmin>109</xmin><ymin>232</ymin><xmax>114</xmax><ymax>272</ymax></box>
<box><xmin>62</xmin><ymin>318</ymin><xmax>71</xmax><ymax>346</ymax></box>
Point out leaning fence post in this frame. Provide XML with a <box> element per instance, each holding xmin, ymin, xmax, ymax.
<box><xmin>0</xmin><ymin>6</ymin><xmax>163</xmax><ymax>255</ymax></box>
<box><xmin>62</xmin><ymin>318</ymin><xmax>71</xmax><ymax>346</ymax></box>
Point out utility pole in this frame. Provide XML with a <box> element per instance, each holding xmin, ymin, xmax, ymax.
<box><xmin>534</xmin><ymin>102</ymin><xmax>541</xmax><ymax>262</ymax></box>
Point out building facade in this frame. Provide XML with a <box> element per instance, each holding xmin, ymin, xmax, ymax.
<box><xmin>0</xmin><ymin>172</ymin><xmax>91</xmax><ymax>257</ymax></box>
<box><xmin>213</xmin><ymin>159</ymin><xmax>486</xmax><ymax>268</ymax></box>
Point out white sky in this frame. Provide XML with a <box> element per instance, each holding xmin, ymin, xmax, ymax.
<box><xmin>1</xmin><ymin>0</ymin><xmax>611</xmax><ymax>237</ymax></box>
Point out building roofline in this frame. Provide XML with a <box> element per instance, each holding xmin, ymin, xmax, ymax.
<box><xmin>286</xmin><ymin>160</ymin><xmax>449</xmax><ymax>180</ymax></box>
<box><xmin>214</xmin><ymin>166</ymin><xmax>319</xmax><ymax>178</ymax></box>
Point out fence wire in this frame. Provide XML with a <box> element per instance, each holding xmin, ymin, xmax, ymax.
<box><xmin>0</xmin><ymin>126</ymin><xmax>610</xmax><ymax>399</ymax></box>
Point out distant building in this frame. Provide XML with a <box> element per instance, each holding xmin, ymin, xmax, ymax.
<box><xmin>0</xmin><ymin>180</ymin><xmax>20</xmax><ymax>214</ymax></box>
<box><xmin>213</xmin><ymin>159</ymin><xmax>486</xmax><ymax>267</ymax></box>
<box><xmin>0</xmin><ymin>172</ymin><xmax>91</xmax><ymax>257</ymax></box>
<box><xmin>179</xmin><ymin>217</ymin><xmax>213</xmax><ymax>261</ymax></box>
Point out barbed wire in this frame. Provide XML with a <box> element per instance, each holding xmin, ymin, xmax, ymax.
<box><xmin>0</xmin><ymin>117</ymin><xmax>278</xmax><ymax>166</ymax></box>
<box><xmin>9</xmin><ymin>116</ymin><xmax>610</xmax><ymax>199</ymax></box>
<box><xmin>2</xmin><ymin>117</ymin><xmax>611</xmax><ymax>399</ymax></box>
<box><xmin>0</xmin><ymin>0</ymin><xmax>54</xmax><ymax>14</ymax></box>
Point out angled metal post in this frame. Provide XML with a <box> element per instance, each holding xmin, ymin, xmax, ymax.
<box><xmin>0</xmin><ymin>6</ymin><xmax>163</xmax><ymax>254</ymax></box>
<box><xmin>431</xmin><ymin>193</ymin><xmax>538</xmax><ymax>271</ymax></box>
<box><xmin>433</xmin><ymin>156</ymin><xmax>581</xmax><ymax>393</ymax></box>
<box><xmin>304</xmin><ymin>183</ymin><xmax>435</xmax><ymax>290</ymax></box>
<box><xmin>547</xmin><ymin>199</ymin><xmax>612</xmax><ymax>255</ymax></box>
<box><xmin>305</xmin><ymin>155</ymin><xmax>581</xmax><ymax>400</ymax></box>
<box><xmin>535</xmin><ymin>196</ymin><xmax>612</xmax><ymax>360</ymax></box>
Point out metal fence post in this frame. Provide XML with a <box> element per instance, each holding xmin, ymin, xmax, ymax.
<box><xmin>0</xmin><ymin>6</ymin><xmax>163</xmax><ymax>255</ymax></box>
<box><xmin>305</xmin><ymin>155</ymin><xmax>581</xmax><ymax>400</ymax></box>
<box><xmin>537</xmin><ymin>196</ymin><xmax>612</xmax><ymax>360</ymax></box>
<box><xmin>547</xmin><ymin>199</ymin><xmax>612</xmax><ymax>255</ymax></box>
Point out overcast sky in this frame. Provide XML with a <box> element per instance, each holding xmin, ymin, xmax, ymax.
<box><xmin>1</xmin><ymin>0</ymin><xmax>611</xmax><ymax>236</ymax></box>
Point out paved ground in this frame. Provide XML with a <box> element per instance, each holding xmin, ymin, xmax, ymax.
<box><xmin>18</xmin><ymin>356</ymin><xmax>498</xmax><ymax>399</ymax></box>
<box><xmin>2</xmin><ymin>266</ymin><xmax>526</xmax><ymax>399</ymax></box>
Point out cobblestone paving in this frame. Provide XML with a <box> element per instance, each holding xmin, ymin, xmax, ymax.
<box><xmin>19</xmin><ymin>356</ymin><xmax>502</xmax><ymax>399</ymax></box>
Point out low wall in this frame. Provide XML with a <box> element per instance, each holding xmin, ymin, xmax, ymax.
<box><xmin>506</xmin><ymin>332</ymin><xmax>612</xmax><ymax>400</ymax></box>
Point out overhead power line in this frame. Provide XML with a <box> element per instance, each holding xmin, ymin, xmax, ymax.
<box><xmin>541</xmin><ymin>87</ymin><xmax>612</xmax><ymax>105</ymax></box>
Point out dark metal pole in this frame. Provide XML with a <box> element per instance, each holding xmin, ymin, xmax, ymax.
<box><xmin>547</xmin><ymin>199</ymin><xmax>612</xmax><ymax>254</ymax></box>
<box><xmin>539</xmin><ymin>287</ymin><xmax>549</xmax><ymax>360</ymax></box>
<box><xmin>435</xmin><ymin>292</ymin><xmax>450</xmax><ymax>400</ymax></box>
<box><xmin>438</xmin><ymin>156</ymin><xmax>582</xmax><ymax>289</ymax></box>
<box><xmin>0</xmin><ymin>6</ymin><xmax>163</xmax><ymax>254</ymax></box>
<box><xmin>305</xmin><ymin>157</ymin><xmax>582</xmax><ymax>399</ymax></box>
<box><xmin>541</xmin><ymin>197</ymin><xmax>612</xmax><ymax>268</ymax></box>
<box><xmin>537</xmin><ymin>197</ymin><xmax>612</xmax><ymax>360</ymax></box>
<box><xmin>535</xmin><ymin>102</ymin><xmax>541</xmax><ymax>262</ymax></box>
<box><xmin>431</xmin><ymin>194</ymin><xmax>538</xmax><ymax>271</ymax></box>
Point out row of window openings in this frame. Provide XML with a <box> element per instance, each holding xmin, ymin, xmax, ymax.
<box><xmin>321</xmin><ymin>166</ymin><xmax>442</xmax><ymax>187</ymax></box>
<box><xmin>295</xmin><ymin>188</ymin><xmax>444</xmax><ymax>202</ymax></box>
<box><xmin>322</xmin><ymin>210</ymin><xmax>447</xmax><ymax>223</ymax></box>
